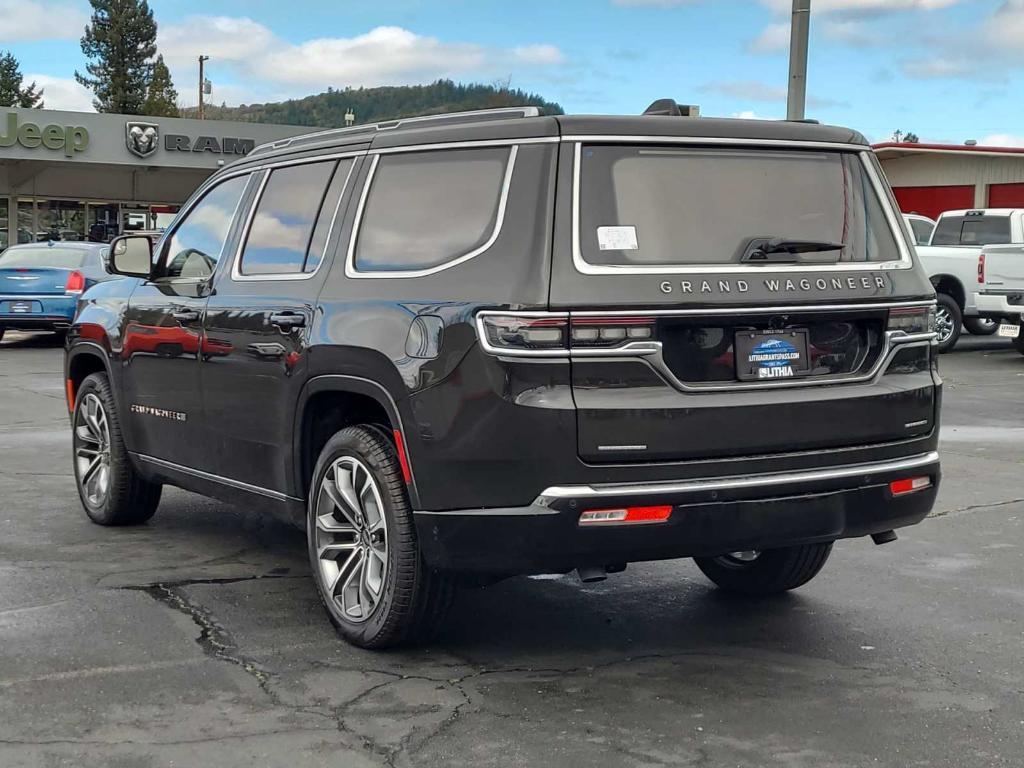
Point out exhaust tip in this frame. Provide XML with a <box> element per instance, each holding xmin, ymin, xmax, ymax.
<box><xmin>576</xmin><ymin>565</ymin><xmax>608</xmax><ymax>583</ymax></box>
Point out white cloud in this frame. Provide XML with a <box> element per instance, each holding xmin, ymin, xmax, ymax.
<box><xmin>980</xmin><ymin>133</ymin><xmax>1024</xmax><ymax>147</ymax></box>
<box><xmin>900</xmin><ymin>57</ymin><xmax>977</xmax><ymax>78</ymax></box>
<box><xmin>760</xmin><ymin>0</ymin><xmax>960</xmax><ymax>14</ymax></box>
<box><xmin>0</xmin><ymin>0</ymin><xmax>85</xmax><ymax>42</ymax></box>
<box><xmin>159</xmin><ymin>17</ymin><xmax>566</xmax><ymax>99</ymax></box>
<box><xmin>702</xmin><ymin>79</ymin><xmax>846</xmax><ymax>109</ymax></box>
<box><xmin>746</xmin><ymin>22</ymin><xmax>790</xmax><ymax>53</ymax></box>
<box><xmin>612</xmin><ymin>0</ymin><xmax>700</xmax><ymax>6</ymax></box>
<box><xmin>24</xmin><ymin>74</ymin><xmax>94</xmax><ymax>112</ymax></box>
<box><xmin>731</xmin><ymin>110</ymin><xmax>780</xmax><ymax>120</ymax></box>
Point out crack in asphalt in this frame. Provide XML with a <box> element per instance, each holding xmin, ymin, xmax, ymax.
<box><xmin>930</xmin><ymin>497</ymin><xmax>1024</xmax><ymax>518</ymax></box>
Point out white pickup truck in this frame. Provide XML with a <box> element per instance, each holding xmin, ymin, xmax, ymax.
<box><xmin>976</xmin><ymin>243</ymin><xmax>1024</xmax><ymax>355</ymax></box>
<box><xmin>914</xmin><ymin>208</ymin><xmax>1024</xmax><ymax>351</ymax></box>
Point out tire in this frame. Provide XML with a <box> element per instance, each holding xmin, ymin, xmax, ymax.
<box><xmin>964</xmin><ymin>317</ymin><xmax>997</xmax><ymax>336</ymax></box>
<box><xmin>1012</xmin><ymin>330</ymin><xmax>1024</xmax><ymax>357</ymax></box>
<box><xmin>307</xmin><ymin>425</ymin><xmax>455</xmax><ymax>649</ymax></box>
<box><xmin>694</xmin><ymin>543</ymin><xmax>833</xmax><ymax>596</ymax></box>
<box><xmin>934</xmin><ymin>293</ymin><xmax>962</xmax><ymax>353</ymax></box>
<box><xmin>0</xmin><ymin>327</ymin><xmax>5</xmax><ymax>343</ymax></box>
<box><xmin>72</xmin><ymin>372</ymin><xmax>162</xmax><ymax>525</ymax></box>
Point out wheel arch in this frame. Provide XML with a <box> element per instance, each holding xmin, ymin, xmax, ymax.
<box><xmin>66</xmin><ymin>342</ymin><xmax>113</xmax><ymax>412</ymax></box>
<box><xmin>293</xmin><ymin>376</ymin><xmax>418</xmax><ymax>507</ymax></box>
<box><xmin>930</xmin><ymin>274</ymin><xmax>965</xmax><ymax>310</ymax></box>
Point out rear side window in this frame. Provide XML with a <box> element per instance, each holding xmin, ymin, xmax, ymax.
<box><xmin>908</xmin><ymin>218</ymin><xmax>933</xmax><ymax>245</ymax></box>
<box><xmin>239</xmin><ymin>161</ymin><xmax>337</xmax><ymax>276</ymax></box>
<box><xmin>578</xmin><ymin>146</ymin><xmax>900</xmax><ymax>267</ymax></box>
<box><xmin>353</xmin><ymin>147</ymin><xmax>512</xmax><ymax>274</ymax></box>
<box><xmin>931</xmin><ymin>215</ymin><xmax>1011</xmax><ymax>246</ymax></box>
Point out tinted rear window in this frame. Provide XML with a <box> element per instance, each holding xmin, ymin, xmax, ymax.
<box><xmin>0</xmin><ymin>247</ymin><xmax>89</xmax><ymax>269</ymax></box>
<box><xmin>931</xmin><ymin>215</ymin><xmax>1011</xmax><ymax>246</ymax></box>
<box><xmin>578</xmin><ymin>146</ymin><xmax>900</xmax><ymax>266</ymax></box>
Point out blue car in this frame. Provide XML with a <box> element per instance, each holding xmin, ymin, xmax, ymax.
<box><xmin>0</xmin><ymin>241</ymin><xmax>115</xmax><ymax>341</ymax></box>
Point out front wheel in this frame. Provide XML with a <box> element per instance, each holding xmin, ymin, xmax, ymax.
<box><xmin>72</xmin><ymin>373</ymin><xmax>162</xmax><ymax>525</ymax></box>
<box><xmin>308</xmin><ymin>425</ymin><xmax>455</xmax><ymax>649</ymax></box>
<box><xmin>934</xmin><ymin>294</ymin><xmax>962</xmax><ymax>353</ymax></box>
<box><xmin>694</xmin><ymin>543</ymin><xmax>833</xmax><ymax>596</ymax></box>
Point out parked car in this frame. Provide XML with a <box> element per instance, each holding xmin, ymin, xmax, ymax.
<box><xmin>916</xmin><ymin>208</ymin><xmax>1024</xmax><ymax>350</ymax></box>
<box><xmin>65</xmin><ymin>104</ymin><xmax>941</xmax><ymax>649</ymax></box>
<box><xmin>976</xmin><ymin>244</ymin><xmax>1024</xmax><ymax>355</ymax></box>
<box><xmin>0</xmin><ymin>241</ymin><xmax>113</xmax><ymax>342</ymax></box>
<box><xmin>903</xmin><ymin>213</ymin><xmax>935</xmax><ymax>246</ymax></box>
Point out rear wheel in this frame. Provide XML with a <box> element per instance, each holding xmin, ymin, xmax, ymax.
<box><xmin>934</xmin><ymin>293</ymin><xmax>962</xmax><ymax>353</ymax></box>
<box><xmin>694</xmin><ymin>543</ymin><xmax>833</xmax><ymax>596</ymax></box>
<box><xmin>964</xmin><ymin>317</ymin><xmax>997</xmax><ymax>336</ymax></box>
<box><xmin>308</xmin><ymin>425</ymin><xmax>455</xmax><ymax>649</ymax></box>
<box><xmin>72</xmin><ymin>373</ymin><xmax>162</xmax><ymax>525</ymax></box>
<box><xmin>0</xmin><ymin>328</ymin><xmax>5</xmax><ymax>343</ymax></box>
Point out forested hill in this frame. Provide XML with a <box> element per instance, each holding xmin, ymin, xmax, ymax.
<box><xmin>181</xmin><ymin>80</ymin><xmax>563</xmax><ymax>127</ymax></box>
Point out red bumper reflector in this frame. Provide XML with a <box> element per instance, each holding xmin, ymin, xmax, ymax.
<box><xmin>579</xmin><ymin>505</ymin><xmax>673</xmax><ymax>526</ymax></box>
<box><xmin>65</xmin><ymin>379</ymin><xmax>76</xmax><ymax>413</ymax></box>
<box><xmin>889</xmin><ymin>476</ymin><xmax>932</xmax><ymax>496</ymax></box>
<box><xmin>393</xmin><ymin>429</ymin><xmax>412</xmax><ymax>484</ymax></box>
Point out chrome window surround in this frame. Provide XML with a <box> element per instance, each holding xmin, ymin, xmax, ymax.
<box><xmin>533</xmin><ymin>450</ymin><xmax>940</xmax><ymax>504</ymax></box>
<box><xmin>345</xmin><ymin>144</ymin><xmax>519</xmax><ymax>279</ymax></box>
<box><xmin>568</xmin><ymin>139</ymin><xmax>914</xmax><ymax>276</ymax></box>
<box><xmin>229</xmin><ymin>159</ymin><xmax>357</xmax><ymax>282</ymax></box>
<box><xmin>475</xmin><ymin>301</ymin><xmax>937</xmax><ymax>393</ymax></box>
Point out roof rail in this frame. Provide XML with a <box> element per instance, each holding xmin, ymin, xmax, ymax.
<box><xmin>248</xmin><ymin>105</ymin><xmax>542</xmax><ymax>158</ymax></box>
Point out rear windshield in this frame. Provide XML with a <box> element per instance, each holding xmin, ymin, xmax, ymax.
<box><xmin>578</xmin><ymin>146</ymin><xmax>900</xmax><ymax>267</ymax></box>
<box><xmin>931</xmin><ymin>215</ymin><xmax>1011</xmax><ymax>246</ymax></box>
<box><xmin>0</xmin><ymin>247</ymin><xmax>93</xmax><ymax>269</ymax></box>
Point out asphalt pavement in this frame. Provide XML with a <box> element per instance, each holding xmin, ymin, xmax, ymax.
<box><xmin>1</xmin><ymin>330</ymin><xmax>1022</xmax><ymax>768</ymax></box>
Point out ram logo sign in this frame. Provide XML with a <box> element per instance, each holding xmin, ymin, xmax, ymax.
<box><xmin>126</xmin><ymin>122</ymin><xmax>159</xmax><ymax>158</ymax></box>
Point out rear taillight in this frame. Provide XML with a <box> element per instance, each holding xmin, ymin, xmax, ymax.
<box><xmin>889</xmin><ymin>476</ymin><xmax>932</xmax><ymax>496</ymax></box>
<box><xmin>978</xmin><ymin>253</ymin><xmax>986</xmax><ymax>284</ymax></box>
<box><xmin>476</xmin><ymin>313</ymin><xmax>568</xmax><ymax>355</ymax></box>
<box><xmin>65</xmin><ymin>270</ymin><xmax>85</xmax><ymax>294</ymax></box>
<box><xmin>887</xmin><ymin>306</ymin><xmax>935</xmax><ymax>335</ymax></box>
<box><xmin>570</xmin><ymin>316</ymin><xmax>656</xmax><ymax>348</ymax></box>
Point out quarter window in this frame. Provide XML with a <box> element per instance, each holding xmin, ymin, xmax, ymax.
<box><xmin>239</xmin><ymin>161</ymin><xmax>338</xmax><ymax>276</ymax></box>
<box><xmin>353</xmin><ymin>147</ymin><xmax>511</xmax><ymax>273</ymax></box>
<box><xmin>164</xmin><ymin>174</ymin><xmax>249</xmax><ymax>279</ymax></box>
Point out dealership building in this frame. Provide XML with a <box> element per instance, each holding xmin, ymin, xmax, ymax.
<box><xmin>875</xmin><ymin>142</ymin><xmax>1024</xmax><ymax>220</ymax></box>
<box><xmin>0</xmin><ymin>107</ymin><xmax>312</xmax><ymax>247</ymax></box>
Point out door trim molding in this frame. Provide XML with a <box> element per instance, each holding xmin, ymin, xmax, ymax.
<box><xmin>133</xmin><ymin>452</ymin><xmax>302</xmax><ymax>502</ymax></box>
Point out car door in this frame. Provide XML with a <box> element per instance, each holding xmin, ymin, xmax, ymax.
<box><xmin>201</xmin><ymin>156</ymin><xmax>360</xmax><ymax>495</ymax></box>
<box><xmin>121</xmin><ymin>172</ymin><xmax>253</xmax><ymax>469</ymax></box>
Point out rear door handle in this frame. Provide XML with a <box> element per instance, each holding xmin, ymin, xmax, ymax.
<box><xmin>270</xmin><ymin>312</ymin><xmax>306</xmax><ymax>329</ymax></box>
<box><xmin>172</xmin><ymin>310</ymin><xmax>200</xmax><ymax>322</ymax></box>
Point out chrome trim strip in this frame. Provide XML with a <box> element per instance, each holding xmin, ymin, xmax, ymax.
<box><xmin>560</xmin><ymin>135</ymin><xmax>868</xmax><ymax>152</ymax></box>
<box><xmin>569</xmin><ymin>300</ymin><xmax>936</xmax><ymax>317</ymax></box>
<box><xmin>570</xmin><ymin>143</ymin><xmax>913</xmax><ymax>275</ymax></box>
<box><xmin>534</xmin><ymin>451</ymin><xmax>940</xmax><ymax>503</ymax></box>
<box><xmin>230</xmin><ymin>158</ymin><xmax>357</xmax><ymax>282</ymax></box>
<box><xmin>475</xmin><ymin>310</ymin><xmax>570</xmax><ymax>358</ymax></box>
<box><xmin>345</xmin><ymin>145</ymin><xmax>519</xmax><ymax>279</ymax></box>
<box><xmin>135</xmin><ymin>453</ymin><xmax>301</xmax><ymax>502</ymax></box>
<box><xmin>370</xmin><ymin>137</ymin><xmax>556</xmax><ymax>155</ymax></box>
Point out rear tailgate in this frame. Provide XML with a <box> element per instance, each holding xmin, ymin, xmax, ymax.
<box><xmin>982</xmin><ymin>245</ymin><xmax>1024</xmax><ymax>290</ymax></box>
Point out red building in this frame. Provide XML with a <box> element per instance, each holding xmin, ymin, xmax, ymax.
<box><xmin>873</xmin><ymin>142</ymin><xmax>1024</xmax><ymax>220</ymax></box>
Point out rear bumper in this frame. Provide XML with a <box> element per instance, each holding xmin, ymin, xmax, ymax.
<box><xmin>0</xmin><ymin>296</ymin><xmax>75</xmax><ymax>331</ymax></box>
<box><xmin>976</xmin><ymin>291</ymin><xmax>1024</xmax><ymax>321</ymax></box>
<box><xmin>415</xmin><ymin>451</ymin><xmax>940</xmax><ymax>573</ymax></box>
<box><xmin>0</xmin><ymin>314</ymin><xmax>72</xmax><ymax>330</ymax></box>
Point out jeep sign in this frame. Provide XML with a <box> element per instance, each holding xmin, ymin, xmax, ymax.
<box><xmin>0</xmin><ymin>113</ymin><xmax>89</xmax><ymax>157</ymax></box>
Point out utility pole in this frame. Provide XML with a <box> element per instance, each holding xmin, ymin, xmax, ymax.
<box><xmin>786</xmin><ymin>0</ymin><xmax>811</xmax><ymax>121</ymax></box>
<box><xmin>198</xmin><ymin>55</ymin><xmax>210</xmax><ymax>120</ymax></box>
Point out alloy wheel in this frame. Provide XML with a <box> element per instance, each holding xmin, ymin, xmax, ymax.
<box><xmin>74</xmin><ymin>393</ymin><xmax>112</xmax><ymax>507</ymax></box>
<box><xmin>935</xmin><ymin>306</ymin><xmax>954</xmax><ymax>344</ymax></box>
<box><xmin>314</xmin><ymin>456</ymin><xmax>389</xmax><ymax>623</ymax></box>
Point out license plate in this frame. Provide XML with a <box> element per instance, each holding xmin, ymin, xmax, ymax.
<box><xmin>997</xmin><ymin>323</ymin><xmax>1021</xmax><ymax>339</ymax></box>
<box><xmin>735</xmin><ymin>329</ymin><xmax>811</xmax><ymax>381</ymax></box>
<box><xmin>9</xmin><ymin>301</ymin><xmax>32</xmax><ymax>314</ymax></box>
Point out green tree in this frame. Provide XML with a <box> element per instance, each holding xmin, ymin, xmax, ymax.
<box><xmin>75</xmin><ymin>0</ymin><xmax>157</xmax><ymax>114</ymax></box>
<box><xmin>0</xmin><ymin>51</ymin><xmax>44</xmax><ymax>108</ymax></box>
<box><xmin>141</xmin><ymin>54</ymin><xmax>178</xmax><ymax>117</ymax></box>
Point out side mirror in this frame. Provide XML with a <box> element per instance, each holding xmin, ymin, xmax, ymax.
<box><xmin>109</xmin><ymin>235</ymin><xmax>154</xmax><ymax>278</ymax></box>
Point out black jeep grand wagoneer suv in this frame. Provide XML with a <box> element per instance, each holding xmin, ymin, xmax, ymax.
<box><xmin>65</xmin><ymin>104</ymin><xmax>941</xmax><ymax>648</ymax></box>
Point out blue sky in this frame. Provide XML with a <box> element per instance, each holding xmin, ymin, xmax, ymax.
<box><xmin>4</xmin><ymin>0</ymin><xmax>1024</xmax><ymax>145</ymax></box>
